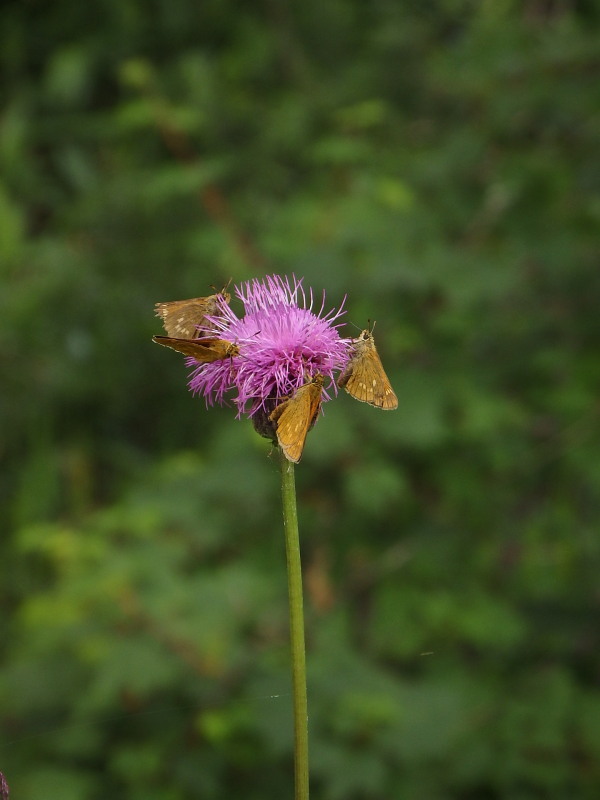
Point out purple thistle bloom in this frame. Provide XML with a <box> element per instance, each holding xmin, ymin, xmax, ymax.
<box><xmin>187</xmin><ymin>275</ymin><xmax>349</xmax><ymax>418</ymax></box>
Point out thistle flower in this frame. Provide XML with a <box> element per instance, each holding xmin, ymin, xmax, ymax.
<box><xmin>152</xmin><ymin>274</ymin><xmax>397</xmax><ymax>797</ymax></box>
<box><xmin>187</xmin><ymin>274</ymin><xmax>349</xmax><ymax>419</ymax></box>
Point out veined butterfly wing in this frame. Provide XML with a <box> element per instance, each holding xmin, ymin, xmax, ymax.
<box><xmin>152</xmin><ymin>335</ymin><xmax>239</xmax><ymax>362</ymax></box>
<box><xmin>154</xmin><ymin>286</ymin><xmax>231</xmax><ymax>339</ymax></box>
<box><xmin>269</xmin><ymin>375</ymin><xmax>324</xmax><ymax>463</ymax></box>
<box><xmin>338</xmin><ymin>329</ymin><xmax>397</xmax><ymax>410</ymax></box>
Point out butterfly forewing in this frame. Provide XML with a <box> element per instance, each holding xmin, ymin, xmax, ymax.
<box><xmin>154</xmin><ymin>288</ymin><xmax>231</xmax><ymax>339</ymax></box>
<box><xmin>269</xmin><ymin>375</ymin><xmax>324</xmax><ymax>463</ymax></box>
<box><xmin>338</xmin><ymin>330</ymin><xmax>398</xmax><ymax>410</ymax></box>
<box><xmin>153</xmin><ymin>335</ymin><xmax>239</xmax><ymax>362</ymax></box>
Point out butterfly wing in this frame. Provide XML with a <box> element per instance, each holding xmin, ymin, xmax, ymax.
<box><xmin>338</xmin><ymin>332</ymin><xmax>398</xmax><ymax>410</ymax></box>
<box><xmin>270</xmin><ymin>378</ymin><xmax>323</xmax><ymax>463</ymax></box>
<box><xmin>152</xmin><ymin>335</ymin><xmax>238</xmax><ymax>361</ymax></box>
<box><xmin>155</xmin><ymin>291</ymin><xmax>230</xmax><ymax>338</ymax></box>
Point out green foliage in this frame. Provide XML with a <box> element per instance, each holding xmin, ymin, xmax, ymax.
<box><xmin>1</xmin><ymin>1</ymin><xmax>599</xmax><ymax>797</ymax></box>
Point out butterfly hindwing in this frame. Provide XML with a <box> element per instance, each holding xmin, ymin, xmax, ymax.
<box><xmin>338</xmin><ymin>329</ymin><xmax>398</xmax><ymax>410</ymax></box>
<box><xmin>152</xmin><ymin>335</ymin><xmax>238</xmax><ymax>362</ymax></box>
<box><xmin>269</xmin><ymin>375</ymin><xmax>324</xmax><ymax>463</ymax></box>
<box><xmin>154</xmin><ymin>287</ymin><xmax>231</xmax><ymax>339</ymax></box>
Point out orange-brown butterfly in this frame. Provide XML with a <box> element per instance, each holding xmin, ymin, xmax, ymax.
<box><xmin>152</xmin><ymin>335</ymin><xmax>239</xmax><ymax>361</ymax></box>
<box><xmin>154</xmin><ymin>284</ymin><xmax>231</xmax><ymax>339</ymax></box>
<box><xmin>269</xmin><ymin>374</ymin><xmax>324</xmax><ymax>463</ymax></box>
<box><xmin>337</xmin><ymin>328</ymin><xmax>398</xmax><ymax>410</ymax></box>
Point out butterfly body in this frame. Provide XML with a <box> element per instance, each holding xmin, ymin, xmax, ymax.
<box><xmin>154</xmin><ymin>288</ymin><xmax>230</xmax><ymax>339</ymax></box>
<box><xmin>269</xmin><ymin>375</ymin><xmax>324</xmax><ymax>463</ymax></box>
<box><xmin>153</xmin><ymin>335</ymin><xmax>239</xmax><ymax>361</ymax></box>
<box><xmin>338</xmin><ymin>329</ymin><xmax>397</xmax><ymax>410</ymax></box>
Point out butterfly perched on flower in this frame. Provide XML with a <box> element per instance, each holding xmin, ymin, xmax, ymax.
<box><xmin>337</xmin><ymin>328</ymin><xmax>397</xmax><ymax>410</ymax></box>
<box><xmin>152</xmin><ymin>336</ymin><xmax>239</xmax><ymax>362</ymax></box>
<box><xmin>154</xmin><ymin>285</ymin><xmax>231</xmax><ymax>339</ymax></box>
<box><xmin>269</xmin><ymin>374</ymin><xmax>324</xmax><ymax>463</ymax></box>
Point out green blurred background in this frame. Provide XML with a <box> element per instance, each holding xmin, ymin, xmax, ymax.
<box><xmin>1</xmin><ymin>1</ymin><xmax>599</xmax><ymax>798</ymax></box>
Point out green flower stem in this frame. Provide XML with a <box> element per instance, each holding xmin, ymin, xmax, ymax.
<box><xmin>279</xmin><ymin>449</ymin><xmax>310</xmax><ymax>800</ymax></box>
